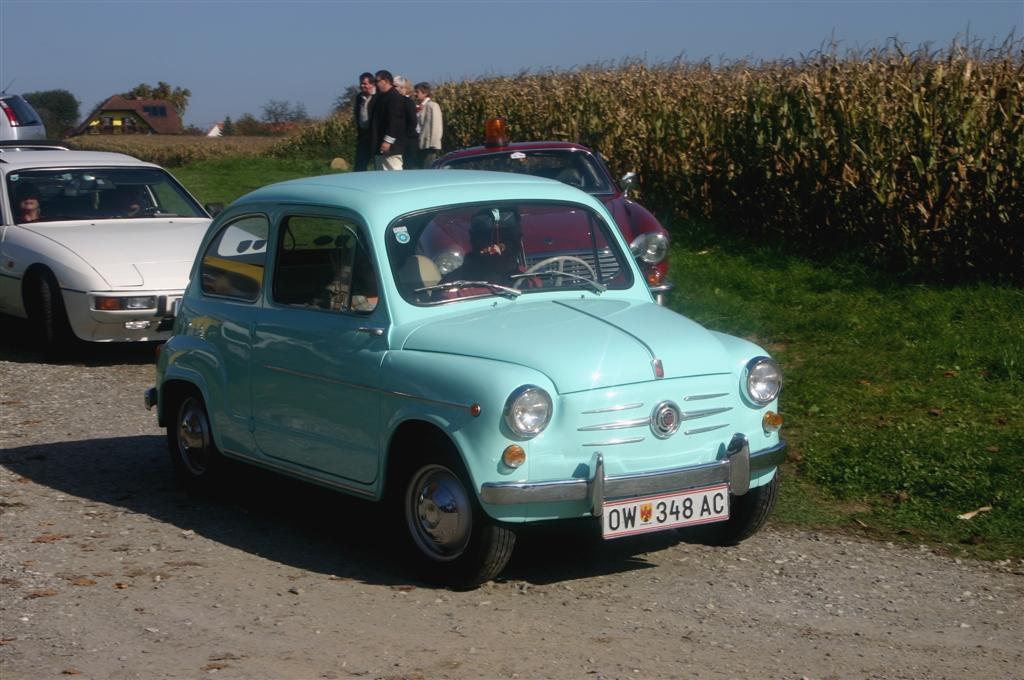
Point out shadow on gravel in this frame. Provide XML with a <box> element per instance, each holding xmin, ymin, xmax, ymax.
<box><xmin>0</xmin><ymin>314</ymin><xmax>158</xmax><ymax>366</ymax></box>
<box><xmin>1</xmin><ymin>436</ymin><xmax>671</xmax><ymax>588</ymax></box>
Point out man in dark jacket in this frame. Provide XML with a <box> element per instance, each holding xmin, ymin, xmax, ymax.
<box><xmin>352</xmin><ymin>72</ymin><xmax>375</xmax><ymax>172</ymax></box>
<box><xmin>370</xmin><ymin>70</ymin><xmax>408</xmax><ymax>170</ymax></box>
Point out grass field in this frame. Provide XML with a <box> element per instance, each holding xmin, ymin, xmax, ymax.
<box><xmin>172</xmin><ymin>157</ymin><xmax>1024</xmax><ymax>560</ymax></box>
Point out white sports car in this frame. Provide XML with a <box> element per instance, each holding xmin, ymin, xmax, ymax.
<box><xmin>0</xmin><ymin>148</ymin><xmax>211</xmax><ymax>348</ymax></box>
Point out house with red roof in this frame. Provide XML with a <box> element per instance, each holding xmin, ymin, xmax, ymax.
<box><xmin>74</xmin><ymin>95</ymin><xmax>183</xmax><ymax>135</ymax></box>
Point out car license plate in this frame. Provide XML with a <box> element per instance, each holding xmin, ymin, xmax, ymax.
<box><xmin>602</xmin><ymin>484</ymin><xmax>729</xmax><ymax>539</ymax></box>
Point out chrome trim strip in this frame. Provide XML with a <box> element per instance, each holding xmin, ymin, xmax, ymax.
<box><xmin>262</xmin><ymin>364</ymin><xmax>472</xmax><ymax>411</ymax></box>
<box><xmin>577</xmin><ymin>417</ymin><xmax>650</xmax><ymax>432</ymax></box>
<box><xmin>553</xmin><ymin>300</ymin><xmax>658</xmax><ymax>362</ymax></box>
<box><xmin>680</xmin><ymin>406</ymin><xmax>732</xmax><ymax>420</ymax></box>
<box><xmin>581</xmin><ymin>402</ymin><xmax>644</xmax><ymax>414</ymax></box>
<box><xmin>683</xmin><ymin>393</ymin><xmax>729</xmax><ymax>401</ymax></box>
<box><xmin>581</xmin><ymin>436</ymin><xmax>645</xmax><ymax>447</ymax></box>
<box><xmin>479</xmin><ymin>440</ymin><xmax>787</xmax><ymax>505</ymax></box>
<box><xmin>684</xmin><ymin>423</ymin><xmax>729</xmax><ymax>436</ymax></box>
<box><xmin>223</xmin><ymin>448</ymin><xmax>376</xmax><ymax>498</ymax></box>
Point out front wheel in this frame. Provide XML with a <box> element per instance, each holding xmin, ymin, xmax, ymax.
<box><xmin>401</xmin><ymin>452</ymin><xmax>515</xmax><ymax>589</ymax></box>
<box><xmin>679</xmin><ymin>471</ymin><xmax>779</xmax><ymax>546</ymax></box>
<box><xmin>166</xmin><ymin>393</ymin><xmax>224</xmax><ymax>491</ymax></box>
<box><xmin>27</xmin><ymin>270</ymin><xmax>75</xmax><ymax>352</ymax></box>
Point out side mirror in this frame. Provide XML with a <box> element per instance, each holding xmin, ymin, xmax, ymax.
<box><xmin>205</xmin><ymin>202</ymin><xmax>224</xmax><ymax>217</ymax></box>
<box><xmin>620</xmin><ymin>172</ymin><xmax>638</xmax><ymax>196</ymax></box>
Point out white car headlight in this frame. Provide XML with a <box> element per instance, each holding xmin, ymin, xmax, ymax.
<box><xmin>745</xmin><ymin>357</ymin><xmax>782</xmax><ymax>405</ymax></box>
<box><xmin>434</xmin><ymin>248</ymin><xmax>464</xmax><ymax>275</ymax></box>
<box><xmin>504</xmin><ymin>386</ymin><xmax>552</xmax><ymax>438</ymax></box>
<box><xmin>629</xmin><ymin>232</ymin><xmax>668</xmax><ymax>264</ymax></box>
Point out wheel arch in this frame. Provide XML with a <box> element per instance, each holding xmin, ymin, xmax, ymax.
<box><xmin>383</xmin><ymin>418</ymin><xmax>463</xmax><ymax>497</ymax></box>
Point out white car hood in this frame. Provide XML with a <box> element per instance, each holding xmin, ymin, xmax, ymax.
<box><xmin>23</xmin><ymin>218</ymin><xmax>209</xmax><ymax>289</ymax></box>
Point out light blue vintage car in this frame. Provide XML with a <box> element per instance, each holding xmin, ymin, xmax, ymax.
<box><xmin>146</xmin><ymin>170</ymin><xmax>785</xmax><ymax>588</ymax></box>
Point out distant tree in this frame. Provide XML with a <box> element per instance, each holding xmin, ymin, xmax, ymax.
<box><xmin>121</xmin><ymin>81</ymin><xmax>192</xmax><ymax>117</ymax></box>
<box><xmin>182</xmin><ymin>124</ymin><xmax>205</xmax><ymax>136</ymax></box>
<box><xmin>222</xmin><ymin>116</ymin><xmax>235</xmax><ymax>136</ymax></box>
<box><xmin>23</xmin><ymin>89</ymin><xmax>80</xmax><ymax>137</ymax></box>
<box><xmin>260</xmin><ymin>99</ymin><xmax>309</xmax><ymax>124</ymax></box>
<box><xmin>234</xmin><ymin>113</ymin><xmax>272</xmax><ymax>136</ymax></box>
<box><xmin>333</xmin><ymin>85</ymin><xmax>360</xmax><ymax>114</ymax></box>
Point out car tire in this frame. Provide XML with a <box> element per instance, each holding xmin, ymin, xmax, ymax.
<box><xmin>27</xmin><ymin>270</ymin><xmax>75</xmax><ymax>352</ymax></box>
<box><xmin>166</xmin><ymin>392</ymin><xmax>224</xmax><ymax>491</ymax></box>
<box><xmin>679</xmin><ymin>471</ymin><xmax>779</xmax><ymax>546</ymax></box>
<box><xmin>399</xmin><ymin>446</ymin><xmax>516</xmax><ymax>589</ymax></box>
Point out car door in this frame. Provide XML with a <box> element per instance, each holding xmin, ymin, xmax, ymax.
<box><xmin>250</xmin><ymin>210</ymin><xmax>386</xmax><ymax>485</ymax></box>
<box><xmin>191</xmin><ymin>213</ymin><xmax>269</xmax><ymax>454</ymax></box>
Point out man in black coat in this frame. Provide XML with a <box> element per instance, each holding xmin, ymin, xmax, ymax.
<box><xmin>352</xmin><ymin>72</ymin><xmax>375</xmax><ymax>172</ymax></box>
<box><xmin>370</xmin><ymin>70</ymin><xmax>409</xmax><ymax>170</ymax></box>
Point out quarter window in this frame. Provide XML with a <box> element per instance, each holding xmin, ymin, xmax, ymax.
<box><xmin>273</xmin><ymin>215</ymin><xmax>378</xmax><ymax>313</ymax></box>
<box><xmin>199</xmin><ymin>215</ymin><xmax>269</xmax><ymax>301</ymax></box>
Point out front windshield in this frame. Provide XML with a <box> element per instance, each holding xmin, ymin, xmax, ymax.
<box><xmin>387</xmin><ymin>201</ymin><xmax>634</xmax><ymax>305</ymax></box>
<box><xmin>438</xmin><ymin>149</ymin><xmax>615</xmax><ymax>194</ymax></box>
<box><xmin>7</xmin><ymin>167</ymin><xmax>206</xmax><ymax>224</ymax></box>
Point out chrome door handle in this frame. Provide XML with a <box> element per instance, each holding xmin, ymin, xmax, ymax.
<box><xmin>357</xmin><ymin>326</ymin><xmax>384</xmax><ymax>336</ymax></box>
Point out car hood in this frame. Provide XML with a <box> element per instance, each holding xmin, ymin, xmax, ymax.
<box><xmin>21</xmin><ymin>219</ymin><xmax>209</xmax><ymax>288</ymax></box>
<box><xmin>401</xmin><ymin>298</ymin><xmax>734</xmax><ymax>393</ymax></box>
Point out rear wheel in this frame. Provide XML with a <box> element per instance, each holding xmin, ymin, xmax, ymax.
<box><xmin>26</xmin><ymin>270</ymin><xmax>75</xmax><ymax>352</ymax></box>
<box><xmin>680</xmin><ymin>471</ymin><xmax>779</xmax><ymax>546</ymax></box>
<box><xmin>400</xmin><ymin>448</ymin><xmax>515</xmax><ymax>589</ymax></box>
<box><xmin>166</xmin><ymin>392</ymin><xmax>224</xmax><ymax>490</ymax></box>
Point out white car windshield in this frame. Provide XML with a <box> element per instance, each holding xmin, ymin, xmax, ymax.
<box><xmin>7</xmin><ymin>167</ymin><xmax>206</xmax><ymax>223</ymax></box>
<box><xmin>387</xmin><ymin>201</ymin><xmax>634</xmax><ymax>305</ymax></box>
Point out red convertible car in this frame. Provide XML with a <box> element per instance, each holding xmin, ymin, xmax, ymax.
<box><xmin>433</xmin><ymin>119</ymin><xmax>672</xmax><ymax>303</ymax></box>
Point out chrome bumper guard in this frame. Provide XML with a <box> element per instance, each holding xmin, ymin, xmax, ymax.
<box><xmin>479</xmin><ymin>434</ymin><xmax>786</xmax><ymax>517</ymax></box>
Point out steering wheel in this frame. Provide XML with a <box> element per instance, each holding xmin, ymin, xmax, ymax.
<box><xmin>513</xmin><ymin>255</ymin><xmax>596</xmax><ymax>289</ymax></box>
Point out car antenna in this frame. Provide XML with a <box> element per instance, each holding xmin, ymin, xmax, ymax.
<box><xmin>0</xmin><ymin>78</ymin><xmax>14</xmax><ymax>95</ymax></box>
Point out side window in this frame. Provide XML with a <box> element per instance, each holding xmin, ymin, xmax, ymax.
<box><xmin>199</xmin><ymin>215</ymin><xmax>269</xmax><ymax>301</ymax></box>
<box><xmin>273</xmin><ymin>214</ymin><xmax>378</xmax><ymax>314</ymax></box>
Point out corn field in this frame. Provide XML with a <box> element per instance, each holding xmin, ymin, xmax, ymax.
<box><xmin>289</xmin><ymin>40</ymin><xmax>1021</xmax><ymax>280</ymax></box>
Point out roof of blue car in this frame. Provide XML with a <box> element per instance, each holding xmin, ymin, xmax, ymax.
<box><xmin>232</xmin><ymin>169</ymin><xmax>599</xmax><ymax>222</ymax></box>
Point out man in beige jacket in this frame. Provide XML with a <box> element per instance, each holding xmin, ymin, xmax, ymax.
<box><xmin>414</xmin><ymin>82</ymin><xmax>443</xmax><ymax>168</ymax></box>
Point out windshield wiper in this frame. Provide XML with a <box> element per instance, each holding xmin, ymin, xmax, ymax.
<box><xmin>415</xmin><ymin>280</ymin><xmax>522</xmax><ymax>298</ymax></box>
<box><xmin>510</xmin><ymin>270</ymin><xmax>606</xmax><ymax>294</ymax></box>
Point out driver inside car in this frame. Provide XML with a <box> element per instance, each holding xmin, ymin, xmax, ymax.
<box><xmin>446</xmin><ymin>207</ymin><xmax>526</xmax><ymax>285</ymax></box>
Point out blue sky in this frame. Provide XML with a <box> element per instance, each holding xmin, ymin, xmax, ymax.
<box><xmin>2</xmin><ymin>1</ymin><xmax>1020</xmax><ymax>130</ymax></box>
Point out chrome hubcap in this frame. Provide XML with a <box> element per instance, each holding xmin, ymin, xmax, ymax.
<box><xmin>406</xmin><ymin>464</ymin><xmax>471</xmax><ymax>561</ymax></box>
<box><xmin>177</xmin><ymin>399</ymin><xmax>209</xmax><ymax>475</ymax></box>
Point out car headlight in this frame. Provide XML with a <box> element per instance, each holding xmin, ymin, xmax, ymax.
<box><xmin>629</xmin><ymin>232</ymin><xmax>668</xmax><ymax>264</ymax></box>
<box><xmin>745</xmin><ymin>357</ymin><xmax>782</xmax><ymax>405</ymax></box>
<box><xmin>93</xmin><ymin>295</ymin><xmax>157</xmax><ymax>311</ymax></box>
<box><xmin>434</xmin><ymin>248</ymin><xmax>465</xmax><ymax>275</ymax></box>
<box><xmin>504</xmin><ymin>386</ymin><xmax>552</xmax><ymax>438</ymax></box>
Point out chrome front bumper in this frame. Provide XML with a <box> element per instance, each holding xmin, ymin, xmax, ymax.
<box><xmin>479</xmin><ymin>434</ymin><xmax>786</xmax><ymax>517</ymax></box>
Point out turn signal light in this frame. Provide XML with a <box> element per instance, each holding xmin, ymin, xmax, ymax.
<box><xmin>502</xmin><ymin>444</ymin><xmax>526</xmax><ymax>469</ymax></box>
<box><xmin>646</xmin><ymin>268</ymin><xmax>664</xmax><ymax>285</ymax></box>
<box><xmin>762</xmin><ymin>411</ymin><xmax>784</xmax><ymax>432</ymax></box>
<box><xmin>484</xmin><ymin>118</ymin><xmax>510</xmax><ymax>147</ymax></box>
<box><xmin>96</xmin><ymin>297</ymin><xmax>122</xmax><ymax>311</ymax></box>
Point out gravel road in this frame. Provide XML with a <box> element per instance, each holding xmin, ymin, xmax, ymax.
<box><xmin>1</xmin><ymin>329</ymin><xmax>1021</xmax><ymax>680</ymax></box>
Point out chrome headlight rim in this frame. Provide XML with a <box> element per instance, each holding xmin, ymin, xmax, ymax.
<box><xmin>629</xmin><ymin>232</ymin><xmax>669</xmax><ymax>264</ymax></box>
<box><xmin>745</xmin><ymin>356</ymin><xmax>783</xmax><ymax>406</ymax></box>
<box><xmin>503</xmin><ymin>385</ymin><xmax>552</xmax><ymax>439</ymax></box>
